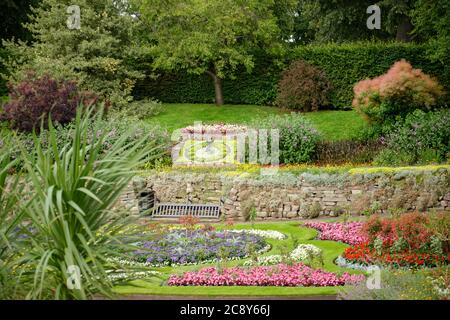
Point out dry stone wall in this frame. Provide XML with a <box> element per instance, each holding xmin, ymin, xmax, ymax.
<box><xmin>118</xmin><ymin>168</ymin><xmax>450</xmax><ymax>219</ymax></box>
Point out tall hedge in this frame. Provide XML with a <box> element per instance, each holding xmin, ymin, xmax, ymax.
<box><xmin>133</xmin><ymin>42</ymin><xmax>450</xmax><ymax>109</ymax></box>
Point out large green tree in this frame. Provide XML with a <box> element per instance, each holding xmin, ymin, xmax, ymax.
<box><xmin>2</xmin><ymin>0</ymin><xmax>144</xmax><ymax>107</ymax></box>
<box><xmin>411</xmin><ymin>0</ymin><xmax>450</xmax><ymax>64</ymax></box>
<box><xmin>292</xmin><ymin>0</ymin><xmax>430</xmax><ymax>44</ymax></box>
<box><xmin>136</xmin><ymin>0</ymin><xmax>289</xmax><ymax>105</ymax></box>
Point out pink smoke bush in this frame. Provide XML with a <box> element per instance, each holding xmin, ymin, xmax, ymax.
<box><xmin>352</xmin><ymin>59</ymin><xmax>445</xmax><ymax>123</ymax></box>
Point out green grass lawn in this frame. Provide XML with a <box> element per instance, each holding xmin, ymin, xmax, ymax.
<box><xmin>147</xmin><ymin>103</ymin><xmax>366</xmax><ymax>141</ymax></box>
<box><xmin>113</xmin><ymin>221</ymin><xmax>362</xmax><ymax>297</ymax></box>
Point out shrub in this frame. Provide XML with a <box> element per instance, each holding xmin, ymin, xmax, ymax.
<box><xmin>338</xmin><ymin>269</ymin><xmax>446</xmax><ymax>300</ymax></box>
<box><xmin>353</xmin><ymin>60</ymin><xmax>446</xmax><ymax>124</ymax></box>
<box><xmin>2</xmin><ymin>0</ymin><xmax>144</xmax><ymax>107</ymax></box>
<box><xmin>275</xmin><ymin>60</ymin><xmax>331</xmax><ymax>111</ymax></box>
<box><xmin>374</xmin><ymin>109</ymin><xmax>450</xmax><ymax>165</ymax></box>
<box><xmin>0</xmin><ymin>143</ymin><xmax>27</xmax><ymax>298</ymax></box>
<box><xmin>250</xmin><ymin>113</ymin><xmax>320</xmax><ymax>164</ymax></box>
<box><xmin>20</xmin><ymin>108</ymin><xmax>163</xmax><ymax>299</ymax></box>
<box><xmin>20</xmin><ymin>113</ymin><xmax>171</xmax><ymax>169</ymax></box>
<box><xmin>0</xmin><ymin>73</ymin><xmax>101</xmax><ymax>132</ymax></box>
<box><xmin>115</xmin><ymin>98</ymin><xmax>164</xmax><ymax>120</ymax></box>
<box><xmin>314</xmin><ymin>139</ymin><xmax>383</xmax><ymax>165</ymax></box>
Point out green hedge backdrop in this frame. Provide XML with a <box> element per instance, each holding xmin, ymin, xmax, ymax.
<box><xmin>132</xmin><ymin>42</ymin><xmax>450</xmax><ymax>109</ymax></box>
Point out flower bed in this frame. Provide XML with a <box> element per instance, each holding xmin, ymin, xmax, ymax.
<box><xmin>328</xmin><ymin>213</ymin><xmax>450</xmax><ymax>269</ymax></box>
<box><xmin>168</xmin><ymin>263</ymin><xmax>364</xmax><ymax>287</ymax></box>
<box><xmin>181</xmin><ymin>124</ymin><xmax>248</xmax><ymax>136</ymax></box>
<box><xmin>131</xmin><ymin>229</ymin><xmax>267</xmax><ymax>266</ymax></box>
<box><xmin>244</xmin><ymin>244</ymin><xmax>323</xmax><ymax>266</ymax></box>
<box><xmin>343</xmin><ymin>242</ymin><xmax>449</xmax><ymax>268</ymax></box>
<box><xmin>304</xmin><ymin>222</ymin><xmax>367</xmax><ymax>245</ymax></box>
<box><xmin>228</xmin><ymin>229</ymin><xmax>287</xmax><ymax>240</ymax></box>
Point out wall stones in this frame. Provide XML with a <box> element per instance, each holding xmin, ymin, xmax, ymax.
<box><xmin>117</xmin><ymin>169</ymin><xmax>450</xmax><ymax>219</ymax></box>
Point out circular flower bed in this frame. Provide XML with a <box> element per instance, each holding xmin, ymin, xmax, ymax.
<box><xmin>168</xmin><ymin>263</ymin><xmax>364</xmax><ymax>287</ymax></box>
<box><xmin>181</xmin><ymin>124</ymin><xmax>248</xmax><ymax>136</ymax></box>
<box><xmin>131</xmin><ymin>229</ymin><xmax>267</xmax><ymax>266</ymax></box>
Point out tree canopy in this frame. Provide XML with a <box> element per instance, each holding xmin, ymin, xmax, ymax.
<box><xmin>2</xmin><ymin>0</ymin><xmax>144</xmax><ymax>106</ymax></box>
<box><xmin>136</xmin><ymin>0</ymin><xmax>292</xmax><ymax>105</ymax></box>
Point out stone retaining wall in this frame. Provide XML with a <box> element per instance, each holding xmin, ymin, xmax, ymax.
<box><xmin>118</xmin><ymin>168</ymin><xmax>450</xmax><ymax>219</ymax></box>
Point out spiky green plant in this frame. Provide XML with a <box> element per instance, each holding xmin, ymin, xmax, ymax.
<box><xmin>0</xmin><ymin>140</ymin><xmax>27</xmax><ymax>299</ymax></box>
<box><xmin>20</xmin><ymin>107</ymin><xmax>163</xmax><ymax>299</ymax></box>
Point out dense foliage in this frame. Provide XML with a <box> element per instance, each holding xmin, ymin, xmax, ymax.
<box><xmin>0</xmin><ymin>73</ymin><xmax>100</xmax><ymax>132</ymax></box>
<box><xmin>276</xmin><ymin>60</ymin><xmax>332</xmax><ymax>111</ymax></box>
<box><xmin>353</xmin><ymin>60</ymin><xmax>445</xmax><ymax>124</ymax></box>
<box><xmin>314</xmin><ymin>139</ymin><xmax>382</xmax><ymax>165</ymax></box>
<box><xmin>374</xmin><ymin>110</ymin><xmax>450</xmax><ymax>165</ymax></box>
<box><xmin>134</xmin><ymin>42</ymin><xmax>450</xmax><ymax>108</ymax></box>
<box><xmin>250</xmin><ymin>113</ymin><xmax>320</xmax><ymax>164</ymax></box>
<box><xmin>338</xmin><ymin>268</ymin><xmax>449</xmax><ymax>300</ymax></box>
<box><xmin>16</xmin><ymin>113</ymin><xmax>171</xmax><ymax>168</ymax></box>
<box><xmin>2</xmin><ymin>0</ymin><xmax>144</xmax><ymax>107</ymax></box>
<box><xmin>0</xmin><ymin>109</ymin><xmax>164</xmax><ymax>299</ymax></box>
<box><xmin>137</xmin><ymin>0</ymin><xmax>287</xmax><ymax>105</ymax></box>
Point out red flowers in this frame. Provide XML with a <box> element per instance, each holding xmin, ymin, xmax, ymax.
<box><xmin>334</xmin><ymin>212</ymin><xmax>449</xmax><ymax>268</ymax></box>
<box><xmin>343</xmin><ymin>241</ymin><xmax>449</xmax><ymax>268</ymax></box>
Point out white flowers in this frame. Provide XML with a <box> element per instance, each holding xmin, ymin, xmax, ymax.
<box><xmin>243</xmin><ymin>255</ymin><xmax>283</xmax><ymax>266</ymax></box>
<box><xmin>229</xmin><ymin>229</ymin><xmax>287</xmax><ymax>240</ymax></box>
<box><xmin>108</xmin><ymin>271</ymin><xmax>161</xmax><ymax>281</ymax></box>
<box><xmin>105</xmin><ymin>257</ymin><xmax>162</xmax><ymax>281</ymax></box>
<box><xmin>290</xmin><ymin>244</ymin><xmax>323</xmax><ymax>263</ymax></box>
<box><xmin>244</xmin><ymin>244</ymin><xmax>323</xmax><ymax>266</ymax></box>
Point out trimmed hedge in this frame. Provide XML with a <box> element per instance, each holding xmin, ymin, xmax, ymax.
<box><xmin>0</xmin><ymin>48</ymin><xmax>8</xmax><ymax>97</ymax></box>
<box><xmin>133</xmin><ymin>42</ymin><xmax>450</xmax><ymax>109</ymax></box>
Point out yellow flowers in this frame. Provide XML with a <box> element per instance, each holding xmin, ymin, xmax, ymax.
<box><xmin>153</xmin><ymin>163</ymin><xmax>450</xmax><ymax>176</ymax></box>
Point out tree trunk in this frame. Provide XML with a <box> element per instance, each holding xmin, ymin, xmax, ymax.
<box><xmin>396</xmin><ymin>16</ymin><xmax>414</xmax><ymax>42</ymax></box>
<box><xmin>206</xmin><ymin>70</ymin><xmax>224</xmax><ymax>106</ymax></box>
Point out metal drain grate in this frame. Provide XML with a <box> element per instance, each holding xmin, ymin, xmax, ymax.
<box><xmin>151</xmin><ymin>203</ymin><xmax>220</xmax><ymax>219</ymax></box>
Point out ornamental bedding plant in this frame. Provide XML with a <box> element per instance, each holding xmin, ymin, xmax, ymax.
<box><xmin>168</xmin><ymin>263</ymin><xmax>364</xmax><ymax>287</ymax></box>
<box><xmin>304</xmin><ymin>222</ymin><xmax>367</xmax><ymax>245</ymax></box>
<box><xmin>131</xmin><ymin>229</ymin><xmax>267</xmax><ymax>266</ymax></box>
<box><xmin>342</xmin><ymin>213</ymin><xmax>450</xmax><ymax>268</ymax></box>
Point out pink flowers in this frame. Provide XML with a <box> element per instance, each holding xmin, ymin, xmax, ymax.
<box><xmin>304</xmin><ymin>222</ymin><xmax>367</xmax><ymax>246</ymax></box>
<box><xmin>168</xmin><ymin>263</ymin><xmax>364</xmax><ymax>287</ymax></box>
<box><xmin>181</xmin><ymin>124</ymin><xmax>248</xmax><ymax>135</ymax></box>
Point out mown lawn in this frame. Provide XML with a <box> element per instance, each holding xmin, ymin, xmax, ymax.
<box><xmin>113</xmin><ymin>221</ymin><xmax>362</xmax><ymax>297</ymax></box>
<box><xmin>147</xmin><ymin>103</ymin><xmax>366</xmax><ymax>141</ymax></box>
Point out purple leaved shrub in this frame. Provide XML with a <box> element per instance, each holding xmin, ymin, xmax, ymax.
<box><xmin>0</xmin><ymin>72</ymin><xmax>101</xmax><ymax>132</ymax></box>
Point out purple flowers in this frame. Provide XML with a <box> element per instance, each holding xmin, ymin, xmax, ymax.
<box><xmin>131</xmin><ymin>230</ymin><xmax>267</xmax><ymax>266</ymax></box>
<box><xmin>168</xmin><ymin>263</ymin><xmax>365</xmax><ymax>287</ymax></box>
<box><xmin>304</xmin><ymin>222</ymin><xmax>367</xmax><ymax>246</ymax></box>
